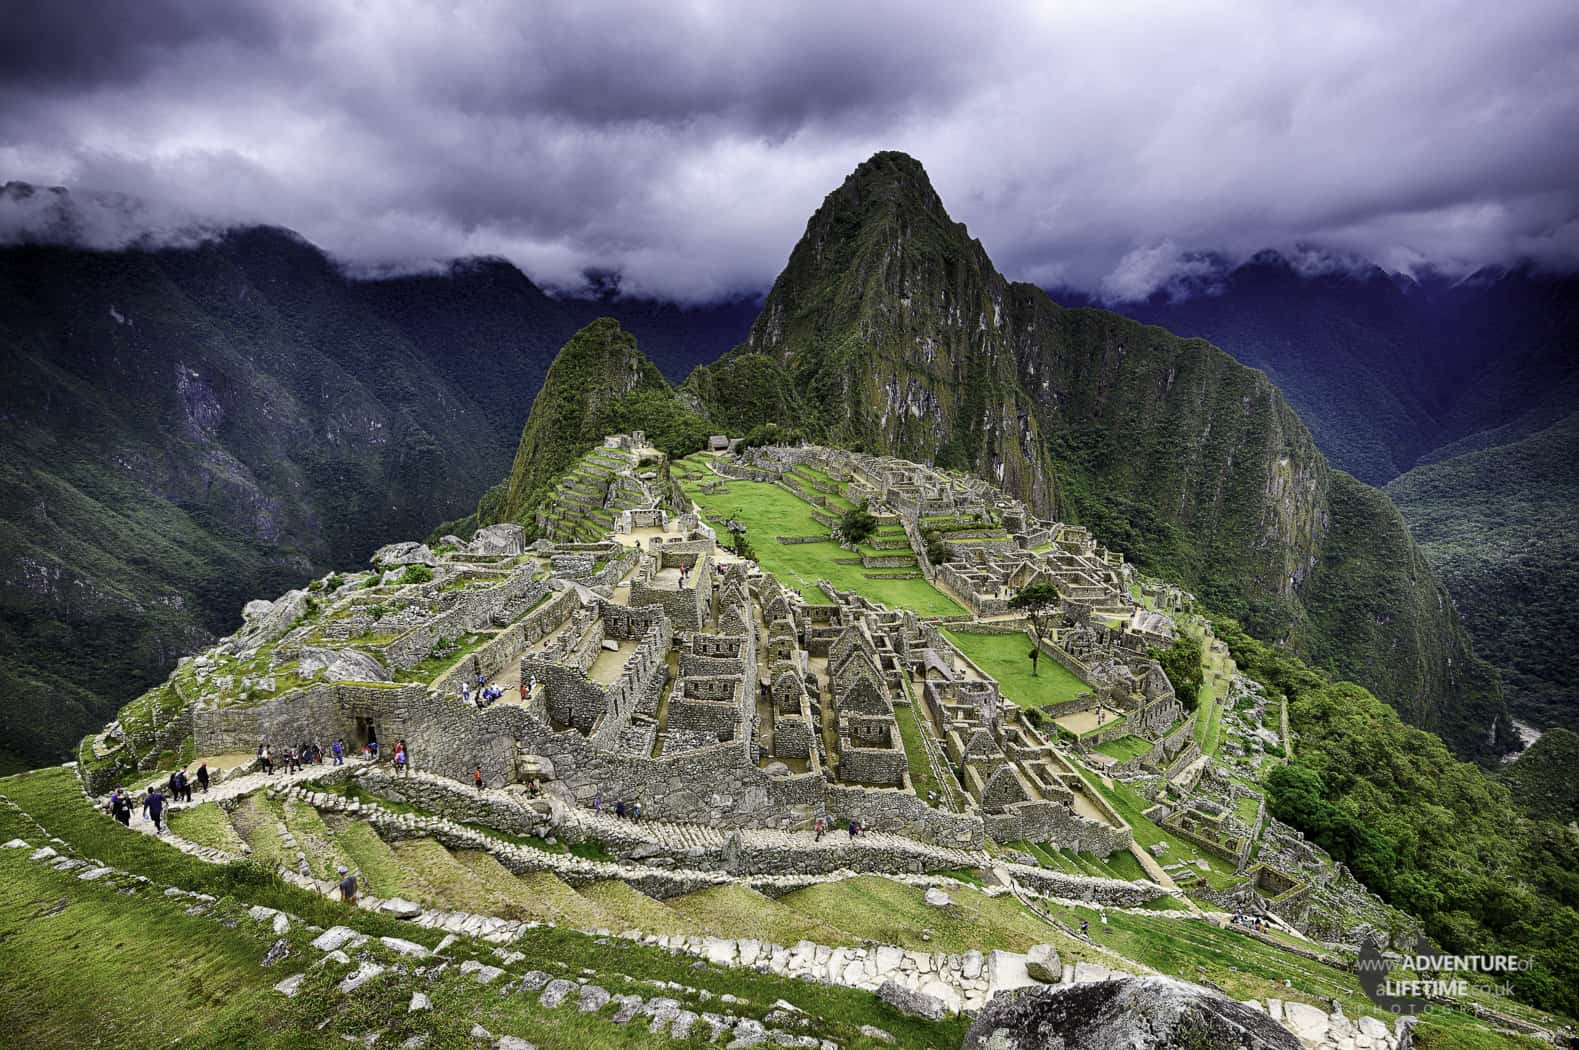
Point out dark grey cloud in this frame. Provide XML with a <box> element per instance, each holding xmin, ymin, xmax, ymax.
<box><xmin>2</xmin><ymin>0</ymin><xmax>1578</xmax><ymax>301</ymax></box>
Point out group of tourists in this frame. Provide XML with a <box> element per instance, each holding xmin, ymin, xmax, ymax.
<box><xmin>1230</xmin><ymin>911</ymin><xmax>1271</xmax><ymax>934</ymax></box>
<box><xmin>811</xmin><ymin>816</ymin><xmax>868</xmax><ymax>840</ymax></box>
<box><xmin>165</xmin><ymin>767</ymin><xmax>199</xmax><ymax>802</ymax></box>
<box><xmin>104</xmin><ymin>761</ymin><xmax>215</xmax><ymax>832</ymax></box>
<box><xmin>466</xmin><ymin>683</ymin><xmax>506</xmax><ymax>708</ymax></box>
<box><xmin>259</xmin><ymin>738</ymin><xmax>378</xmax><ymax>774</ymax></box>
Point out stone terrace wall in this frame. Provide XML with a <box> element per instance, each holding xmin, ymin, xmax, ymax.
<box><xmin>376</xmin><ymin>568</ymin><xmax>546</xmax><ymax>670</ymax></box>
<box><xmin>190</xmin><ymin>677</ymin><xmax>990</xmax><ymax>847</ymax></box>
<box><xmin>984</xmin><ymin>800</ymin><xmax>1133</xmax><ymax>855</ymax></box>
<box><xmin>824</xmin><ymin>783</ymin><xmax>984</xmax><ymax>849</ymax></box>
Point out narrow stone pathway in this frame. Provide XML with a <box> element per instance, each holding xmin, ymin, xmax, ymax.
<box><xmin>120</xmin><ymin>757</ymin><xmax>371</xmax><ymax>838</ymax></box>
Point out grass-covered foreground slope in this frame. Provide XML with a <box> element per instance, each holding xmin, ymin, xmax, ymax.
<box><xmin>6</xmin><ymin>761</ymin><xmax>1564</xmax><ymax>1050</ymax></box>
<box><xmin>1213</xmin><ymin>617</ymin><xmax>1579</xmax><ymax>1018</ymax></box>
<box><xmin>0</xmin><ymin>768</ymin><xmax>964</xmax><ymax>1050</ymax></box>
<box><xmin>680</xmin><ymin>151</ymin><xmax>1512</xmax><ymax>763</ymax></box>
<box><xmin>1386</xmin><ymin>411</ymin><xmax>1579</xmax><ymax>737</ymax></box>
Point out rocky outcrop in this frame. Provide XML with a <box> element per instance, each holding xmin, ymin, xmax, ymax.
<box><xmin>297</xmin><ymin>647</ymin><xmax>391</xmax><ymax>683</ymax></box>
<box><xmin>962</xmin><ymin>976</ymin><xmax>1301</xmax><ymax>1050</ymax></box>
<box><xmin>469</xmin><ymin>523</ymin><xmax>527</xmax><ymax>556</ymax></box>
<box><xmin>371</xmin><ymin>541</ymin><xmax>437</xmax><ymax>567</ymax></box>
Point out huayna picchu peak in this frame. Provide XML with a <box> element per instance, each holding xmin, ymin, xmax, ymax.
<box><xmin>677</xmin><ymin>152</ymin><xmax>1511</xmax><ymax>764</ymax></box>
<box><xmin>5</xmin><ymin>8</ymin><xmax>1578</xmax><ymax>1043</ymax></box>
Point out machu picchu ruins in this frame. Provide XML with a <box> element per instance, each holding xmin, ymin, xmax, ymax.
<box><xmin>39</xmin><ymin>432</ymin><xmax>1490</xmax><ymax>1050</ymax></box>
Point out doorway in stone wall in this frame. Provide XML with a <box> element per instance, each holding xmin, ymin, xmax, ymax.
<box><xmin>354</xmin><ymin>717</ymin><xmax>379</xmax><ymax>756</ymax></box>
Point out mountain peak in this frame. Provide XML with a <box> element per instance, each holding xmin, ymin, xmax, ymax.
<box><xmin>824</xmin><ymin>150</ymin><xmax>949</xmax><ymax>224</ymax></box>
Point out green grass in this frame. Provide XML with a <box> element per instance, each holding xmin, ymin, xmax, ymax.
<box><xmin>664</xmin><ymin>883</ymin><xmax>849</xmax><ymax>945</ymax></box>
<box><xmin>943</xmin><ymin>630</ymin><xmax>1088</xmax><ymax>707</ymax></box>
<box><xmin>677</xmin><ymin>467</ymin><xmax>961</xmax><ymax>615</ymax></box>
<box><xmin>0</xmin><ymin>766</ymin><xmax>430</xmax><ymax>943</ymax></box>
<box><xmin>167</xmin><ymin>802</ymin><xmax>249</xmax><ymax>854</ymax></box>
<box><xmin>1093</xmin><ymin>735</ymin><xmax>1153</xmax><ymax>761</ymax></box>
<box><xmin>1037</xmin><ymin>898</ymin><xmax>1384</xmax><ymax>1020</ymax></box>
<box><xmin>228</xmin><ymin>793</ymin><xmax>294</xmax><ymax>871</ymax></box>
<box><xmin>281</xmin><ymin>798</ymin><xmax>354</xmax><ymax>880</ymax></box>
<box><xmin>574</xmin><ymin>879</ymin><xmax>690</xmax><ymax>934</ymax></box>
<box><xmin>776</xmin><ymin>876</ymin><xmax>1089</xmax><ymax>958</ymax></box>
<box><xmin>0</xmin><ymin>843</ymin><xmax>318</xmax><ymax>1047</ymax></box>
<box><xmin>893</xmin><ymin>704</ymin><xmax>941</xmax><ymax>802</ymax></box>
<box><xmin>0</xmin><ymin>840</ymin><xmax>949</xmax><ymax>1050</ymax></box>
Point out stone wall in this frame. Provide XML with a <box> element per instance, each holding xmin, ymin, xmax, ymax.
<box><xmin>985</xmin><ymin>799</ymin><xmax>1133</xmax><ymax>855</ymax></box>
<box><xmin>193</xmin><ymin>682</ymin><xmax>431</xmax><ymax>756</ymax></box>
<box><xmin>374</xmin><ymin>569</ymin><xmax>546</xmax><ymax>671</ymax></box>
<box><xmin>824</xmin><ymin>783</ymin><xmax>984</xmax><ymax>849</ymax></box>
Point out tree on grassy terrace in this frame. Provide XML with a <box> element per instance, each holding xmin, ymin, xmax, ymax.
<box><xmin>1009</xmin><ymin>583</ymin><xmax>1061</xmax><ymax>677</ymax></box>
<box><xmin>838</xmin><ymin>507</ymin><xmax>878</xmax><ymax>546</ymax></box>
<box><xmin>1149</xmin><ymin>636</ymin><xmax>1203</xmax><ymax>711</ymax></box>
<box><xmin>923</xmin><ymin>528</ymin><xmax>951</xmax><ymax>565</ymax></box>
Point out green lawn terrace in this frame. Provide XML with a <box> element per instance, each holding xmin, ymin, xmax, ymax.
<box><xmin>6</xmin><ymin>760</ymin><xmax>1561</xmax><ymax>1049</ymax></box>
<box><xmin>673</xmin><ymin>455</ymin><xmax>963</xmax><ymax>616</ymax></box>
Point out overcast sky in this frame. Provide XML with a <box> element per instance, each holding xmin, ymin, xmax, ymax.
<box><xmin>3</xmin><ymin>0</ymin><xmax>1578</xmax><ymax>301</ymax></box>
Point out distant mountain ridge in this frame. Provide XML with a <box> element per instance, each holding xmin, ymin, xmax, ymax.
<box><xmin>1071</xmin><ymin>252</ymin><xmax>1579</xmax><ymax>485</ymax></box>
<box><xmin>0</xmin><ymin>218</ymin><xmax>753</xmax><ymax>770</ymax></box>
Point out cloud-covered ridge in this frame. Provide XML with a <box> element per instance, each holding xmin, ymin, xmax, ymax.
<box><xmin>3</xmin><ymin>0</ymin><xmax>1578</xmax><ymax>300</ymax></box>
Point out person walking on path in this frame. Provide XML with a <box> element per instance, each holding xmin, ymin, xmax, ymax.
<box><xmin>338</xmin><ymin>865</ymin><xmax>358</xmax><ymax>906</ymax></box>
<box><xmin>394</xmin><ymin>745</ymin><xmax>408</xmax><ymax>776</ymax></box>
<box><xmin>143</xmin><ymin>787</ymin><xmax>167</xmax><ymax>832</ymax></box>
<box><xmin>109</xmin><ymin>788</ymin><xmax>131</xmax><ymax>826</ymax></box>
<box><xmin>259</xmin><ymin>744</ymin><xmax>272</xmax><ymax>775</ymax></box>
<box><xmin>196</xmin><ymin>763</ymin><xmax>210</xmax><ymax>794</ymax></box>
<box><xmin>615</xmin><ymin>800</ymin><xmax>625</xmax><ymax>819</ymax></box>
<box><xmin>474</xmin><ymin>766</ymin><xmax>484</xmax><ymax>793</ymax></box>
<box><xmin>632</xmin><ymin>800</ymin><xmax>642</xmax><ymax>821</ymax></box>
<box><xmin>332</xmin><ymin>739</ymin><xmax>344</xmax><ymax>766</ymax></box>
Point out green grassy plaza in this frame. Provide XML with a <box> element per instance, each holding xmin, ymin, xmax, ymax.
<box><xmin>942</xmin><ymin>630</ymin><xmax>1089</xmax><ymax>707</ymax></box>
<box><xmin>674</xmin><ymin>462</ymin><xmax>962</xmax><ymax>616</ymax></box>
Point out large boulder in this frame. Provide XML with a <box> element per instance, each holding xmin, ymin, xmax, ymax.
<box><xmin>1024</xmin><ymin>944</ymin><xmax>1062</xmax><ymax>983</ymax></box>
<box><xmin>371</xmin><ymin>541</ymin><xmax>436</xmax><ymax>567</ymax></box>
<box><xmin>877</xmin><ymin>978</ymin><xmax>950</xmax><ymax>1020</ymax></box>
<box><xmin>470</xmin><ymin>523</ymin><xmax>527</xmax><ymax>557</ymax></box>
<box><xmin>961</xmin><ymin>976</ymin><xmax>1300</xmax><ymax>1050</ymax></box>
<box><xmin>298</xmin><ymin>647</ymin><xmax>391</xmax><ymax>683</ymax></box>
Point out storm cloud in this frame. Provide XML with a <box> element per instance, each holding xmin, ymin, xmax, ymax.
<box><xmin>3</xmin><ymin>0</ymin><xmax>1578</xmax><ymax>301</ymax></box>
